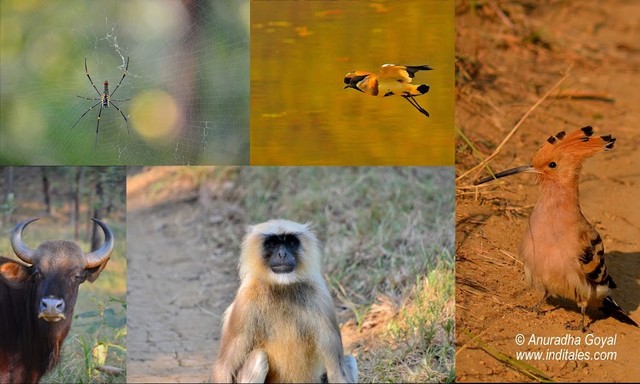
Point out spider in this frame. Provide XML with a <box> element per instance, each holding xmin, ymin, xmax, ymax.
<box><xmin>71</xmin><ymin>57</ymin><xmax>131</xmax><ymax>147</ymax></box>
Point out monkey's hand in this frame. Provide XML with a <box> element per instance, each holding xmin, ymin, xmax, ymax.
<box><xmin>235</xmin><ymin>349</ymin><xmax>269</xmax><ymax>383</ymax></box>
<box><xmin>341</xmin><ymin>355</ymin><xmax>358</xmax><ymax>383</ymax></box>
<box><xmin>316</xmin><ymin>316</ymin><xmax>357</xmax><ymax>383</ymax></box>
<box><xmin>211</xmin><ymin>302</ymin><xmax>254</xmax><ymax>383</ymax></box>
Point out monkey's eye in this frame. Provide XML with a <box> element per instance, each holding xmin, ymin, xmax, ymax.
<box><xmin>548</xmin><ymin>161</ymin><xmax>557</xmax><ymax>169</ymax></box>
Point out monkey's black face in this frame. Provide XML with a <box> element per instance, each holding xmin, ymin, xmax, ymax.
<box><xmin>262</xmin><ymin>234</ymin><xmax>301</xmax><ymax>274</ymax></box>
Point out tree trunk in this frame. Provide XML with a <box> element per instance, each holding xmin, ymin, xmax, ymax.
<box><xmin>3</xmin><ymin>167</ymin><xmax>14</xmax><ymax>223</ymax></box>
<box><xmin>90</xmin><ymin>170</ymin><xmax>105</xmax><ymax>251</ymax></box>
<box><xmin>41</xmin><ymin>167</ymin><xmax>51</xmax><ymax>215</ymax></box>
<box><xmin>74</xmin><ymin>168</ymin><xmax>83</xmax><ymax>241</ymax></box>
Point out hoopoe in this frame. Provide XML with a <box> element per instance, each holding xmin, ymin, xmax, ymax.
<box><xmin>343</xmin><ymin>64</ymin><xmax>432</xmax><ymax>117</ymax></box>
<box><xmin>476</xmin><ymin>126</ymin><xmax>638</xmax><ymax>332</ymax></box>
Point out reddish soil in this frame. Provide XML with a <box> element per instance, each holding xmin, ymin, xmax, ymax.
<box><xmin>455</xmin><ymin>1</ymin><xmax>640</xmax><ymax>382</ymax></box>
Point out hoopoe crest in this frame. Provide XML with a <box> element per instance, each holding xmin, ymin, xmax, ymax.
<box><xmin>343</xmin><ymin>64</ymin><xmax>432</xmax><ymax>117</ymax></box>
<box><xmin>476</xmin><ymin>126</ymin><xmax>637</xmax><ymax>332</ymax></box>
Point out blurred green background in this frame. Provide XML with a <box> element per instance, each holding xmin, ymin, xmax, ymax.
<box><xmin>251</xmin><ymin>0</ymin><xmax>455</xmax><ymax>165</ymax></box>
<box><xmin>0</xmin><ymin>0</ymin><xmax>249</xmax><ymax>165</ymax></box>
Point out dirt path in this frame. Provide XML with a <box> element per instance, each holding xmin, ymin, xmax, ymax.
<box><xmin>126</xmin><ymin>170</ymin><xmax>240</xmax><ymax>383</ymax></box>
<box><xmin>455</xmin><ymin>1</ymin><xmax>640</xmax><ymax>382</ymax></box>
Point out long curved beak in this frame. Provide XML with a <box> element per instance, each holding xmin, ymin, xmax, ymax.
<box><xmin>474</xmin><ymin>165</ymin><xmax>535</xmax><ymax>185</ymax></box>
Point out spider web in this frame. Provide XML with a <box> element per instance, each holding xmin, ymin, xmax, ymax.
<box><xmin>0</xmin><ymin>0</ymin><xmax>249</xmax><ymax>165</ymax></box>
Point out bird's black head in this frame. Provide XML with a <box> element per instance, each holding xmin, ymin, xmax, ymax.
<box><xmin>343</xmin><ymin>73</ymin><xmax>368</xmax><ymax>92</ymax></box>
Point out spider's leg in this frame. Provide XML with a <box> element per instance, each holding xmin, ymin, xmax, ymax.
<box><xmin>94</xmin><ymin>104</ymin><xmax>103</xmax><ymax>148</ymax></box>
<box><xmin>77</xmin><ymin>96</ymin><xmax>102</xmax><ymax>101</ymax></box>
<box><xmin>109</xmin><ymin>56</ymin><xmax>130</xmax><ymax>98</ymax></box>
<box><xmin>84</xmin><ymin>58</ymin><xmax>102</xmax><ymax>97</ymax></box>
<box><xmin>110</xmin><ymin>98</ymin><xmax>131</xmax><ymax>103</ymax></box>
<box><xmin>71</xmin><ymin>101</ymin><xmax>101</xmax><ymax>129</ymax></box>
<box><xmin>109</xmin><ymin>101</ymin><xmax>129</xmax><ymax>134</ymax></box>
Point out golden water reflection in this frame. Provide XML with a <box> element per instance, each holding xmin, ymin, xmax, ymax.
<box><xmin>251</xmin><ymin>0</ymin><xmax>454</xmax><ymax>165</ymax></box>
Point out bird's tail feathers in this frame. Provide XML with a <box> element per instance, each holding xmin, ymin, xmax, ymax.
<box><xmin>601</xmin><ymin>296</ymin><xmax>639</xmax><ymax>327</ymax></box>
<box><xmin>416</xmin><ymin>84</ymin><xmax>430</xmax><ymax>94</ymax></box>
<box><xmin>404</xmin><ymin>65</ymin><xmax>434</xmax><ymax>78</ymax></box>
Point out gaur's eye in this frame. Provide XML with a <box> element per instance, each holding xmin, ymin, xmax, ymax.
<box><xmin>549</xmin><ymin>161</ymin><xmax>557</xmax><ymax>168</ymax></box>
<box><xmin>31</xmin><ymin>270</ymin><xmax>42</xmax><ymax>281</ymax></box>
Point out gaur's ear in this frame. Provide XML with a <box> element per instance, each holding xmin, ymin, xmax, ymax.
<box><xmin>0</xmin><ymin>257</ymin><xmax>30</xmax><ymax>289</ymax></box>
<box><xmin>86</xmin><ymin>259</ymin><xmax>110</xmax><ymax>283</ymax></box>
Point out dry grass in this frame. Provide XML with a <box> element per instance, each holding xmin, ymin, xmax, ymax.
<box><xmin>362</xmin><ymin>266</ymin><xmax>455</xmax><ymax>383</ymax></box>
<box><xmin>128</xmin><ymin>166</ymin><xmax>455</xmax><ymax>382</ymax></box>
<box><xmin>233</xmin><ymin>166</ymin><xmax>456</xmax><ymax>382</ymax></box>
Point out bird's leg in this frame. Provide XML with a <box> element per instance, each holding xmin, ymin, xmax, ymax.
<box><xmin>406</xmin><ymin>96</ymin><xmax>429</xmax><ymax>117</ymax></box>
<box><xmin>520</xmin><ymin>292</ymin><xmax>550</xmax><ymax>314</ymax></box>
<box><xmin>402</xmin><ymin>95</ymin><xmax>430</xmax><ymax>117</ymax></box>
<box><xmin>563</xmin><ymin>302</ymin><xmax>589</xmax><ymax>333</ymax></box>
<box><xmin>565</xmin><ymin>305</ymin><xmax>589</xmax><ymax>333</ymax></box>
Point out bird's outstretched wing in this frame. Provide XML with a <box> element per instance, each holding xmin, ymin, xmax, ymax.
<box><xmin>379</xmin><ymin>64</ymin><xmax>433</xmax><ymax>83</ymax></box>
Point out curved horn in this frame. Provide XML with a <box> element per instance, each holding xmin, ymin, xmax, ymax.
<box><xmin>10</xmin><ymin>218</ymin><xmax>40</xmax><ymax>265</ymax></box>
<box><xmin>85</xmin><ymin>218</ymin><xmax>114</xmax><ymax>269</ymax></box>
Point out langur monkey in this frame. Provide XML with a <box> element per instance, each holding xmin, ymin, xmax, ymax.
<box><xmin>211</xmin><ymin>220</ymin><xmax>358</xmax><ymax>383</ymax></box>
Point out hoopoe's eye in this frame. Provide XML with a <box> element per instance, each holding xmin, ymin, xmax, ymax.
<box><xmin>548</xmin><ymin>161</ymin><xmax>557</xmax><ymax>168</ymax></box>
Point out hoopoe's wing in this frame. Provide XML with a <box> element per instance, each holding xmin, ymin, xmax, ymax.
<box><xmin>579</xmin><ymin>225</ymin><xmax>639</xmax><ymax>327</ymax></box>
<box><xmin>578</xmin><ymin>227</ymin><xmax>614</xmax><ymax>289</ymax></box>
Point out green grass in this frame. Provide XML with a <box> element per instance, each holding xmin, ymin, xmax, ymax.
<box><xmin>233</xmin><ymin>167</ymin><xmax>455</xmax><ymax>305</ymax></box>
<box><xmin>125</xmin><ymin>166</ymin><xmax>454</xmax><ymax>382</ymax></box>
<box><xmin>0</xmin><ymin>220</ymin><xmax>126</xmax><ymax>384</ymax></box>
<box><xmin>366</xmin><ymin>263</ymin><xmax>455</xmax><ymax>383</ymax></box>
<box><xmin>46</xmin><ymin>221</ymin><xmax>127</xmax><ymax>383</ymax></box>
<box><xmin>228</xmin><ymin>166</ymin><xmax>455</xmax><ymax>381</ymax></box>
<box><xmin>42</xmin><ymin>298</ymin><xmax>127</xmax><ymax>384</ymax></box>
<box><xmin>0</xmin><ymin>167</ymin><xmax>126</xmax><ymax>383</ymax></box>
<box><xmin>462</xmin><ymin>330</ymin><xmax>553</xmax><ymax>383</ymax></box>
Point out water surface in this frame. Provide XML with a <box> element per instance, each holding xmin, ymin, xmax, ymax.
<box><xmin>251</xmin><ymin>0</ymin><xmax>454</xmax><ymax>165</ymax></box>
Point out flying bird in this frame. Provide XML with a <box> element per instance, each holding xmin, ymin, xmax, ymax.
<box><xmin>344</xmin><ymin>64</ymin><xmax>432</xmax><ymax>117</ymax></box>
<box><xmin>476</xmin><ymin>126</ymin><xmax>637</xmax><ymax>332</ymax></box>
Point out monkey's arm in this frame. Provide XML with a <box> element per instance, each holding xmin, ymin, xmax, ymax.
<box><xmin>315</xmin><ymin>303</ymin><xmax>357</xmax><ymax>383</ymax></box>
<box><xmin>211</xmin><ymin>302</ymin><xmax>255</xmax><ymax>383</ymax></box>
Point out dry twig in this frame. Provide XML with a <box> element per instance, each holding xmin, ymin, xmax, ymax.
<box><xmin>456</xmin><ymin>66</ymin><xmax>573</xmax><ymax>183</ymax></box>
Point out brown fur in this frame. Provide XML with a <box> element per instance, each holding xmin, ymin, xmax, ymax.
<box><xmin>1</xmin><ymin>218</ymin><xmax>113</xmax><ymax>383</ymax></box>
